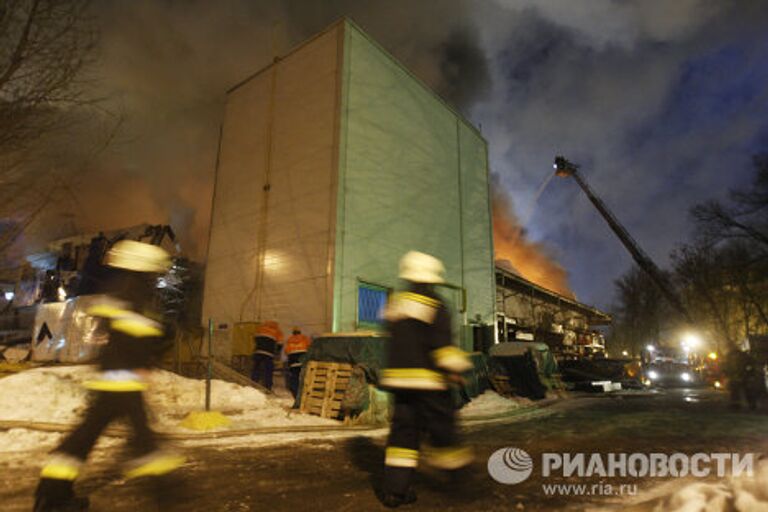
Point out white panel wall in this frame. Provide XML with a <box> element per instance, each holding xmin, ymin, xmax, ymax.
<box><xmin>202</xmin><ymin>25</ymin><xmax>343</xmax><ymax>353</ymax></box>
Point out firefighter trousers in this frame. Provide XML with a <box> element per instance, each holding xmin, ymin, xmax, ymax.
<box><xmin>59</xmin><ymin>390</ymin><xmax>157</xmax><ymax>459</ymax></box>
<box><xmin>251</xmin><ymin>353</ymin><xmax>275</xmax><ymax>390</ymax></box>
<box><xmin>35</xmin><ymin>391</ymin><xmax>158</xmax><ymax>507</ymax></box>
<box><xmin>383</xmin><ymin>389</ymin><xmax>472</xmax><ymax>495</ymax></box>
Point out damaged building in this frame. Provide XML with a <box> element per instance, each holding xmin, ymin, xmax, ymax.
<box><xmin>496</xmin><ymin>266</ymin><xmax>611</xmax><ymax>356</ymax></box>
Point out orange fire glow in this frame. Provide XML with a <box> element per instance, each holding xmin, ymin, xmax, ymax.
<box><xmin>492</xmin><ymin>188</ymin><xmax>575</xmax><ymax>299</ymax></box>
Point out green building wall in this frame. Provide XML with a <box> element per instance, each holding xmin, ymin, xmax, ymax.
<box><xmin>332</xmin><ymin>22</ymin><xmax>495</xmax><ymax>350</ymax></box>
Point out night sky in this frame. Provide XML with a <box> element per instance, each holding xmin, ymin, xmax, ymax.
<box><xmin>28</xmin><ymin>1</ymin><xmax>768</xmax><ymax>311</ymax></box>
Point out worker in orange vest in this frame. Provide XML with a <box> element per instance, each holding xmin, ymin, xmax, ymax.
<box><xmin>284</xmin><ymin>328</ymin><xmax>311</xmax><ymax>398</ymax></box>
<box><xmin>251</xmin><ymin>320</ymin><xmax>283</xmax><ymax>391</ymax></box>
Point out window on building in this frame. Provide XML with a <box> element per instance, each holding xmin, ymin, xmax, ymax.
<box><xmin>357</xmin><ymin>282</ymin><xmax>390</xmax><ymax>329</ymax></box>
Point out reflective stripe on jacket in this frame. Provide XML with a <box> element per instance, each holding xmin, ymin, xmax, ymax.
<box><xmin>87</xmin><ymin>302</ymin><xmax>163</xmax><ymax>338</ymax></box>
<box><xmin>382</xmin><ymin>285</ymin><xmax>471</xmax><ymax>391</ymax></box>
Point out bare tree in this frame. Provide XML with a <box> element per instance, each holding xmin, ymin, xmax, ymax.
<box><xmin>672</xmin><ymin>241</ymin><xmax>768</xmax><ymax>351</ymax></box>
<box><xmin>609</xmin><ymin>266</ymin><xmax>672</xmax><ymax>356</ymax></box>
<box><xmin>673</xmin><ymin>244</ymin><xmax>738</xmax><ymax>348</ymax></box>
<box><xmin>0</xmin><ymin>0</ymin><xmax>98</xmax><ymax>259</ymax></box>
<box><xmin>612</xmin><ymin>156</ymin><xmax>768</xmax><ymax>355</ymax></box>
<box><xmin>0</xmin><ymin>0</ymin><xmax>96</xmax><ymax>155</ymax></box>
<box><xmin>675</xmin><ymin>154</ymin><xmax>768</xmax><ymax>349</ymax></box>
<box><xmin>691</xmin><ymin>155</ymin><xmax>768</xmax><ymax>250</ymax></box>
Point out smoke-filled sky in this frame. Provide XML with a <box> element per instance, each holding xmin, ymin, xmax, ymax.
<box><xmin>29</xmin><ymin>0</ymin><xmax>768</xmax><ymax>310</ymax></box>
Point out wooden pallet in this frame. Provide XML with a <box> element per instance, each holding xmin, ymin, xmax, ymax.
<box><xmin>300</xmin><ymin>361</ymin><xmax>353</xmax><ymax>419</ymax></box>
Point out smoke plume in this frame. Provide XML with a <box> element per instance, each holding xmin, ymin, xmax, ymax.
<box><xmin>17</xmin><ymin>0</ymin><xmax>492</xmax><ymax>261</ymax></box>
<box><xmin>491</xmin><ymin>178</ymin><xmax>574</xmax><ymax>298</ymax></box>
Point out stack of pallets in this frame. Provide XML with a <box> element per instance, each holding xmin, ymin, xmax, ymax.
<box><xmin>300</xmin><ymin>361</ymin><xmax>353</xmax><ymax>419</ymax></box>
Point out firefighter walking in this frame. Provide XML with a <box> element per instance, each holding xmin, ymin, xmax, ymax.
<box><xmin>378</xmin><ymin>251</ymin><xmax>474</xmax><ymax>508</ymax></box>
<box><xmin>34</xmin><ymin>240</ymin><xmax>185</xmax><ymax>512</ymax></box>
<box><xmin>284</xmin><ymin>328</ymin><xmax>311</xmax><ymax>398</ymax></box>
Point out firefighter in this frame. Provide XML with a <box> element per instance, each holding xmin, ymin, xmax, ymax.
<box><xmin>251</xmin><ymin>320</ymin><xmax>283</xmax><ymax>391</ymax></box>
<box><xmin>284</xmin><ymin>327</ymin><xmax>312</xmax><ymax>398</ymax></box>
<box><xmin>725</xmin><ymin>348</ymin><xmax>761</xmax><ymax>411</ymax></box>
<box><xmin>34</xmin><ymin>240</ymin><xmax>185</xmax><ymax>512</ymax></box>
<box><xmin>377</xmin><ymin>251</ymin><xmax>474</xmax><ymax>508</ymax></box>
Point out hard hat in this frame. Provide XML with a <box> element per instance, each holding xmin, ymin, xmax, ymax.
<box><xmin>105</xmin><ymin>240</ymin><xmax>172</xmax><ymax>273</ymax></box>
<box><xmin>398</xmin><ymin>251</ymin><xmax>445</xmax><ymax>284</ymax></box>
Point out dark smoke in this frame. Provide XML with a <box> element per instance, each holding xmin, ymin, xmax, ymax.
<box><xmin>435</xmin><ymin>29</ymin><xmax>491</xmax><ymax>113</ymax></box>
<box><xmin>17</xmin><ymin>0</ymin><xmax>495</xmax><ymax>261</ymax></box>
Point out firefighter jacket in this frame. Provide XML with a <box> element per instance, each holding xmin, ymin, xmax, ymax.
<box><xmin>84</xmin><ymin>268</ymin><xmax>166</xmax><ymax>391</ymax></box>
<box><xmin>254</xmin><ymin>321</ymin><xmax>284</xmax><ymax>357</ymax></box>
<box><xmin>381</xmin><ymin>284</ymin><xmax>472</xmax><ymax>391</ymax></box>
<box><xmin>285</xmin><ymin>333</ymin><xmax>311</xmax><ymax>367</ymax></box>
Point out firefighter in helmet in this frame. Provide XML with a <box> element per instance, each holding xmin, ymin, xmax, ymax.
<box><xmin>377</xmin><ymin>251</ymin><xmax>474</xmax><ymax>508</ymax></box>
<box><xmin>34</xmin><ymin>240</ymin><xmax>185</xmax><ymax>512</ymax></box>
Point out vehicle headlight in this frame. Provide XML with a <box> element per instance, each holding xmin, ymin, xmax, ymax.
<box><xmin>648</xmin><ymin>370</ymin><xmax>659</xmax><ymax>380</ymax></box>
<box><xmin>680</xmin><ymin>372</ymin><xmax>692</xmax><ymax>382</ymax></box>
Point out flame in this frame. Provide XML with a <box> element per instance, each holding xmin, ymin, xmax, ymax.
<box><xmin>492</xmin><ymin>186</ymin><xmax>574</xmax><ymax>299</ymax></box>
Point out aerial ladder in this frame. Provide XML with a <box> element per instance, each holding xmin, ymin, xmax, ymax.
<box><xmin>553</xmin><ymin>156</ymin><xmax>693</xmax><ymax>323</ymax></box>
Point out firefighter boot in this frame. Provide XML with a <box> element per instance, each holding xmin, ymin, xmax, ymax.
<box><xmin>375</xmin><ymin>488</ymin><xmax>417</xmax><ymax>508</ymax></box>
<box><xmin>124</xmin><ymin>451</ymin><xmax>188</xmax><ymax>511</ymax></box>
<box><xmin>34</xmin><ymin>479</ymin><xmax>89</xmax><ymax>512</ymax></box>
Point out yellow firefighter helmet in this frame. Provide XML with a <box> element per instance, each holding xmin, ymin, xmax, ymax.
<box><xmin>398</xmin><ymin>251</ymin><xmax>445</xmax><ymax>284</ymax></box>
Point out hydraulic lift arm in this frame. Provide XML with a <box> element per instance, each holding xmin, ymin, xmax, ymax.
<box><xmin>554</xmin><ymin>156</ymin><xmax>692</xmax><ymax>323</ymax></box>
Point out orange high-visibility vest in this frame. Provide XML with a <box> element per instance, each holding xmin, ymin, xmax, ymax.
<box><xmin>284</xmin><ymin>334</ymin><xmax>311</xmax><ymax>355</ymax></box>
<box><xmin>256</xmin><ymin>321</ymin><xmax>283</xmax><ymax>342</ymax></box>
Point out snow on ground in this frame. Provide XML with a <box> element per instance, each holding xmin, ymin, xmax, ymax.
<box><xmin>175</xmin><ymin>427</ymin><xmax>389</xmax><ymax>451</ymax></box>
<box><xmin>0</xmin><ymin>369</ymin><xmax>546</xmax><ymax>456</ymax></box>
<box><xmin>141</xmin><ymin>369</ymin><xmax>338</xmax><ymax>429</ymax></box>
<box><xmin>0</xmin><ymin>365</ymin><xmax>93</xmax><ymax>424</ymax></box>
<box><xmin>0</xmin><ymin>428</ymin><xmax>64</xmax><ymax>453</ymax></box>
<box><xmin>459</xmin><ymin>390</ymin><xmax>532</xmax><ymax>418</ymax></box>
<box><xmin>658</xmin><ymin>459</ymin><xmax>768</xmax><ymax>512</ymax></box>
<box><xmin>0</xmin><ymin>427</ymin><xmax>122</xmax><ymax>454</ymax></box>
<box><xmin>0</xmin><ymin>365</ymin><xmax>337</xmax><ymax>442</ymax></box>
<box><xmin>590</xmin><ymin>458</ymin><xmax>768</xmax><ymax>512</ymax></box>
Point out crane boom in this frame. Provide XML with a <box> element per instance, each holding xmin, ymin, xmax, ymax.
<box><xmin>554</xmin><ymin>156</ymin><xmax>692</xmax><ymax>323</ymax></box>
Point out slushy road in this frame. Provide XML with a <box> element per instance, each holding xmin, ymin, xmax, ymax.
<box><xmin>2</xmin><ymin>388</ymin><xmax>765</xmax><ymax>511</ymax></box>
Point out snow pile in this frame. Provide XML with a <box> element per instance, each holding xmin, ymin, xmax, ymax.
<box><xmin>0</xmin><ymin>365</ymin><xmax>94</xmax><ymax>423</ymax></box>
<box><xmin>0</xmin><ymin>366</ymin><xmax>336</xmax><ymax>433</ymax></box>
<box><xmin>144</xmin><ymin>370</ymin><xmax>337</xmax><ymax>428</ymax></box>
<box><xmin>660</xmin><ymin>459</ymin><xmax>768</xmax><ymax>512</ymax></box>
<box><xmin>143</xmin><ymin>370</ymin><xmax>268</xmax><ymax>420</ymax></box>
<box><xmin>459</xmin><ymin>391</ymin><xmax>531</xmax><ymax>418</ymax></box>
<box><xmin>0</xmin><ymin>428</ymin><xmax>64</xmax><ymax>453</ymax></box>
